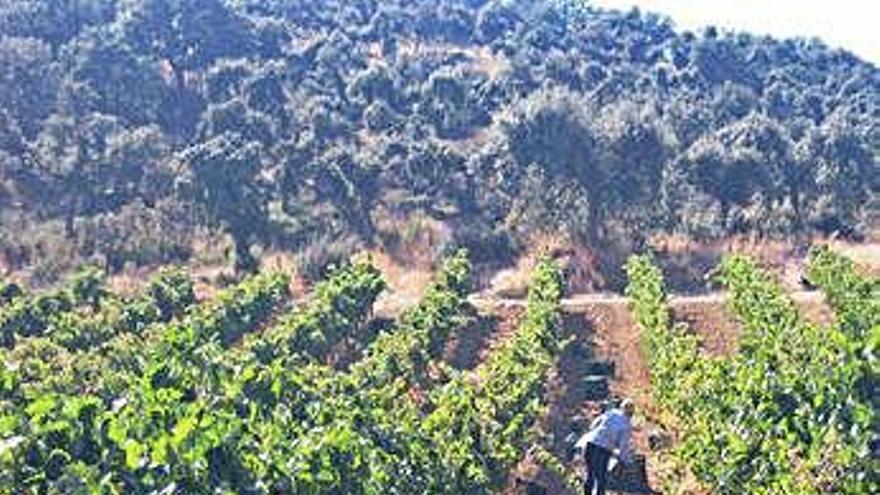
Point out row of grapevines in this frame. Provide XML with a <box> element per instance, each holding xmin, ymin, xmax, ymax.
<box><xmin>805</xmin><ymin>246</ymin><xmax>879</xmax><ymax>488</ymax></box>
<box><xmin>0</xmin><ymin>265</ymin><xmax>189</xmax><ymax>402</ymax></box>
<box><xmin>1</xmin><ymin>252</ymin><xmax>567</xmax><ymax>495</ymax></box>
<box><xmin>47</xmin><ymin>267</ymin><xmax>195</xmax><ymax>351</ymax></box>
<box><xmin>0</xmin><ymin>267</ymin><xmax>192</xmax><ymax>350</ymax></box>
<box><xmin>99</xmin><ymin>262</ymin><xmax>393</xmax><ymax>494</ymax></box>
<box><xmin>174</xmin><ymin>260</ymin><xmax>397</xmax><ymax>494</ymax></box>
<box><xmin>716</xmin><ymin>256</ymin><xmax>837</xmax><ymax>493</ymax></box>
<box><xmin>0</xmin><ymin>268</ymin><xmax>193</xmax><ymax>418</ymax></box>
<box><xmin>626</xmin><ymin>253</ymin><xmax>878</xmax><ymax>494</ymax></box>
<box><xmin>420</xmin><ymin>259</ymin><xmax>564</xmax><ymax>492</ymax></box>
<box><xmin>91</xmin><ymin>253</ymin><xmax>461</xmax><ymax>494</ymax></box>
<box><xmin>193</xmin><ymin>261</ymin><xmax>398</xmax><ymax>493</ymax></box>
<box><xmin>236</xmin><ymin>251</ymin><xmax>475</xmax><ymax>494</ymax></box>
<box><xmin>806</xmin><ymin>245</ymin><xmax>879</xmax><ymax>338</ymax></box>
<box><xmin>252</xmin><ymin>259</ymin><xmax>385</xmax><ymax>363</ymax></box>
<box><xmin>159</xmin><ymin>271</ymin><xmax>288</xmax><ymax>350</ymax></box>
<box><xmin>625</xmin><ymin>255</ymin><xmax>705</xmax><ymax>413</ymax></box>
<box><xmin>263</xmin><ymin>255</ymin><xmax>563</xmax><ymax>495</ymax></box>
<box><xmin>346</xmin><ymin>249</ymin><xmax>472</xmax><ymax>390</ymax></box>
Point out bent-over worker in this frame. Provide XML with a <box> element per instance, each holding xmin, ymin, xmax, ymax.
<box><xmin>576</xmin><ymin>399</ymin><xmax>634</xmax><ymax>495</ymax></box>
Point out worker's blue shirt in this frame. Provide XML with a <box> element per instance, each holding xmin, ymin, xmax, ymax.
<box><xmin>576</xmin><ymin>408</ymin><xmax>633</xmax><ymax>462</ymax></box>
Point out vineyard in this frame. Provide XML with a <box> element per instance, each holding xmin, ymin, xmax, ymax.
<box><xmin>626</xmin><ymin>247</ymin><xmax>879</xmax><ymax>495</ymax></box>
<box><xmin>1</xmin><ymin>246</ymin><xmax>878</xmax><ymax>494</ymax></box>
<box><xmin>0</xmin><ymin>251</ymin><xmax>571</xmax><ymax>494</ymax></box>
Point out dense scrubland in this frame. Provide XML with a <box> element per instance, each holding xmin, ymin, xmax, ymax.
<box><xmin>0</xmin><ymin>0</ymin><xmax>877</xmax><ymax>283</ymax></box>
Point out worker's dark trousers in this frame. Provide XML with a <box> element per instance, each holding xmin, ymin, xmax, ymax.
<box><xmin>584</xmin><ymin>442</ymin><xmax>612</xmax><ymax>495</ymax></box>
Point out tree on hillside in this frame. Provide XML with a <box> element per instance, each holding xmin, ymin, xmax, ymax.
<box><xmin>119</xmin><ymin>0</ymin><xmax>256</xmax><ymax>138</ymax></box>
<box><xmin>501</xmin><ymin>87</ymin><xmax>606</xmax><ymax>241</ymax></box>
<box><xmin>33</xmin><ymin>112</ymin><xmax>125</xmax><ymax>237</ymax></box>
<box><xmin>0</xmin><ymin>0</ymin><xmax>876</xmax><ymax>282</ymax></box>
<box><xmin>0</xmin><ymin>37</ymin><xmax>59</xmax><ymax>139</ymax></box>
<box><xmin>101</xmin><ymin>125</ymin><xmax>174</xmax><ymax>208</ymax></box>
<box><xmin>67</xmin><ymin>30</ymin><xmax>167</xmax><ymax>127</ymax></box>
<box><xmin>681</xmin><ymin>131</ymin><xmax>768</xmax><ymax>233</ymax></box>
<box><xmin>593</xmin><ymin>100</ymin><xmax>675</xmax><ymax>235</ymax></box>
<box><xmin>177</xmin><ymin>134</ymin><xmax>268</xmax><ymax>272</ymax></box>
<box><xmin>0</xmin><ymin>0</ymin><xmax>116</xmax><ymax>47</ymax></box>
<box><xmin>800</xmin><ymin>118</ymin><xmax>876</xmax><ymax>236</ymax></box>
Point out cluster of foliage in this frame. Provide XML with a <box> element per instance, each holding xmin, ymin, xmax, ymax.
<box><xmin>0</xmin><ymin>0</ymin><xmax>877</xmax><ymax>281</ymax></box>
<box><xmin>0</xmin><ymin>250</ymin><xmax>568</xmax><ymax>494</ymax></box>
<box><xmin>806</xmin><ymin>246</ymin><xmax>880</xmax><ymax>341</ymax></box>
<box><xmin>259</xmin><ymin>259</ymin><xmax>385</xmax><ymax>362</ymax></box>
<box><xmin>626</xmin><ymin>250</ymin><xmax>879</xmax><ymax>494</ymax></box>
<box><xmin>0</xmin><ymin>267</ymin><xmax>194</xmax><ymax>349</ymax></box>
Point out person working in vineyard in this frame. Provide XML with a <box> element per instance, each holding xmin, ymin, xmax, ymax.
<box><xmin>576</xmin><ymin>399</ymin><xmax>634</xmax><ymax>495</ymax></box>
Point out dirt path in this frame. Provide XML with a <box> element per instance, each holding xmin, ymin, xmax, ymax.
<box><xmin>469</xmin><ymin>290</ymin><xmax>826</xmax><ymax>310</ymax></box>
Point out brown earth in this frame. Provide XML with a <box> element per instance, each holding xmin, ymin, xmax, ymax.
<box><xmin>444</xmin><ymin>308</ymin><xmax>519</xmax><ymax>371</ymax></box>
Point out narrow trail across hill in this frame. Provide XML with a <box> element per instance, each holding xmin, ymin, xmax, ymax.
<box><xmin>468</xmin><ymin>289</ymin><xmax>825</xmax><ymax>311</ymax></box>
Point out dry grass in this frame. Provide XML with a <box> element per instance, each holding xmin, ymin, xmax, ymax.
<box><xmin>106</xmin><ymin>266</ymin><xmax>163</xmax><ymax>298</ymax></box>
<box><xmin>442</xmin><ymin>124</ymin><xmax>495</xmax><ymax>154</ymax></box>
<box><xmin>0</xmin><ymin>253</ymin><xmax>10</xmax><ymax>279</ymax></box>
<box><xmin>395</xmin><ymin>40</ymin><xmax>511</xmax><ymax>78</ymax></box>
<box><xmin>648</xmin><ymin>233</ymin><xmax>880</xmax><ymax>292</ymax></box>
<box><xmin>260</xmin><ymin>250</ymin><xmax>313</xmax><ymax>298</ymax></box>
<box><xmin>364</xmin><ymin>248</ymin><xmax>435</xmax><ymax>318</ymax></box>
<box><xmin>485</xmin><ymin>233</ymin><xmax>613</xmax><ymax>296</ymax></box>
<box><xmin>825</xmin><ymin>239</ymin><xmax>880</xmax><ymax>276</ymax></box>
<box><xmin>487</xmin><ymin>256</ymin><xmax>538</xmax><ymax>299</ymax></box>
<box><xmin>484</xmin><ymin>233</ymin><xmax>570</xmax><ymax>297</ymax></box>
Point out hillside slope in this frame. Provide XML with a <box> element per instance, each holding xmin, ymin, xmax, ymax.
<box><xmin>0</xmin><ymin>0</ymin><xmax>877</xmax><ymax>285</ymax></box>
